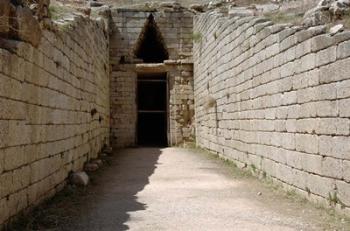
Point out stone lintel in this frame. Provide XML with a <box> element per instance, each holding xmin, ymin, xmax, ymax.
<box><xmin>136</xmin><ymin>63</ymin><xmax>167</xmax><ymax>73</ymax></box>
<box><xmin>164</xmin><ymin>59</ymin><xmax>193</xmax><ymax>65</ymax></box>
<box><xmin>136</xmin><ymin>59</ymin><xmax>194</xmax><ymax>73</ymax></box>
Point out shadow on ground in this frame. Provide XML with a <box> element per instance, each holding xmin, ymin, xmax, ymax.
<box><xmin>61</xmin><ymin>148</ymin><xmax>162</xmax><ymax>231</ymax></box>
<box><xmin>7</xmin><ymin>148</ymin><xmax>162</xmax><ymax>231</ymax></box>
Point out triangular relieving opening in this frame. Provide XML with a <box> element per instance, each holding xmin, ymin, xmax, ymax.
<box><xmin>134</xmin><ymin>14</ymin><xmax>169</xmax><ymax>63</ymax></box>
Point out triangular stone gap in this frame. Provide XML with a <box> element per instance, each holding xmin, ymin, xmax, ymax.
<box><xmin>134</xmin><ymin>14</ymin><xmax>169</xmax><ymax>63</ymax></box>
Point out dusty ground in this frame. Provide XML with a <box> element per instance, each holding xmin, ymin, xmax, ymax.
<box><xmin>10</xmin><ymin>147</ymin><xmax>350</xmax><ymax>231</ymax></box>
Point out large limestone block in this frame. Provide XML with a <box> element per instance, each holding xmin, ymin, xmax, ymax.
<box><xmin>306</xmin><ymin>173</ymin><xmax>336</xmax><ymax>198</ymax></box>
<box><xmin>321</xmin><ymin>157</ymin><xmax>342</xmax><ymax>179</ymax></box>
<box><xmin>16</xmin><ymin>6</ymin><xmax>42</xmax><ymax>47</ymax></box>
<box><xmin>0</xmin><ymin>171</ymin><xmax>12</xmax><ymax>199</ymax></box>
<box><xmin>8</xmin><ymin>190</ymin><xmax>27</xmax><ymax>217</ymax></box>
<box><xmin>318</xmin><ymin>135</ymin><xmax>350</xmax><ymax>159</ymax></box>
<box><xmin>337</xmin><ymin>40</ymin><xmax>350</xmax><ymax>59</ymax></box>
<box><xmin>343</xmin><ymin>160</ymin><xmax>350</xmax><ymax>182</ymax></box>
<box><xmin>296</xmin><ymin>133</ymin><xmax>318</xmax><ymax>154</ymax></box>
<box><xmin>337</xmin><ymin>180</ymin><xmax>350</xmax><ymax>206</ymax></box>
<box><xmin>0</xmin><ymin>198</ymin><xmax>9</xmax><ymax>224</ymax></box>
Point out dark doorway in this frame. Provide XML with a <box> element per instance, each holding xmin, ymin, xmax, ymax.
<box><xmin>137</xmin><ymin>73</ymin><xmax>167</xmax><ymax>146</ymax></box>
<box><xmin>134</xmin><ymin>14</ymin><xmax>169</xmax><ymax>63</ymax></box>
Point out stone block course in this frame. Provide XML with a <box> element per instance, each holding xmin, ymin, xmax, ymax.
<box><xmin>194</xmin><ymin>12</ymin><xmax>350</xmax><ymax>213</ymax></box>
<box><xmin>343</xmin><ymin>160</ymin><xmax>350</xmax><ymax>182</ymax></box>
<box><xmin>337</xmin><ymin>180</ymin><xmax>350</xmax><ymax>206</ymax></box>
<box><xmin>337</xmin><ymin>40</ymin><xmax>350</xmax><ymax>59</ymax></box>
<box><xmin>315</xmin><ymin>46</ymin><xmax>336</xmax><ymax>66</ymax></box>
<box><xmin>0</xmin><ymin>16</ymin><xmax>110</xmax><ymax>225</ymax></box>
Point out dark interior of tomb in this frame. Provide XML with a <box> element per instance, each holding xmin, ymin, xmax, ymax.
<box><xmin>135</xmin><ymin>14</ymin><xmax>169</xmax><ymax>63</ymax></box>
<box><xmin>137</xmin><ymin>73</ymin><xmax>167</xmax><ymax>146</ymax></box>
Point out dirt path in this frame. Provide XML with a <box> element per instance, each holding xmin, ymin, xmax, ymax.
<box><xmin>18</xmin><ymin>147</ymin><xmax>350</xmax><ymax>230</ymax></box>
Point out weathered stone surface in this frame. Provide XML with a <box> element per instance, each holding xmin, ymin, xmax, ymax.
<box><xmin>329</xmin><ymin>24</ymin><xmax>344</xmax><ymax>35</ymax></box>
<box><xmin>333</xmin><ymin>31</ymin><xmax>350</xmax><ymax>43</ymax></box>
<box><xmin>194</xmin><ymin>11</ymin><xmax>350</xmax><ymax>212</ymax></box>
<box><xmin>208</xmin><ymin>0</ymin><xmax>225</xmax><ymax>9</ymax></box>
<box><xmin>16</xmin><ymin>6</ymin><xmax>42</xmax><ymax>47</ymax></box>
<box><xmin>3</xmin><ymin>1</ymin><xmax>350</xmax><ymax>226</ymax></box>
<box><xmin>190</xmin><ymin>4</ymin><xmax>205</xmax><ymax>12</ymax></box>
<box><xmin>337</xmin><ymin>40</ymin><xmax>350</xmax><ymax>58</ymax></box>
<box><xmin>310</xmin><ymin>34</ymin><xmax>334</xmax><ymax>51</ymax></box>
<box><xmin>32</xmin><ymin>0</ymin><xmax>50</xmax><ymax>20</ymax></box>
<box><xmin>0</xmin><ymin>13</ymin><xmax>109</xmax><ymax>225</ymax></box>
<box><xmin>0</xmin><ymin>0</ymin><xmax>11</xmax><ymax>36</ymax></box>
<box><xmin>94</xmin><ymin>5</ymin><xmax>110</xmax><ymax>17</ymax></box>
<box><xmin>89</xmin><ymin>1</ymin><xmax>104</xmax><ymax>7</ymax></box>
<box><xmin>329</xmin><ymin>0</ymin><xmax>350</xmax><ymax>18</ymax></box>
<box><xmin>70</xmin><ymin>172</ymin><xmax>89</xmax><ymax>186</ymax></box>
<box><xmin>296</xmin><ymin>25</ymin><xmax>326</xmax><ymax>43</ymax></box>
<box><xmin>343</xmin><ymin>160</ymin><xmax>350</xmax><ymax>182</ymax></box>
<box><xmin>303</xmin><ymin>0</ymin><xmax>350</xmax><ymax>26</ymax></box>
<box><xmin>228</xmin><ymin>7</ymin><xmax>256</xmax><ymax>17</ymax></box>
<box><xmin>0</xmin><ymin>198</ymin><xmax>9</xmax><ymax>224</ymax></box>
<box><xmin>159</xmin><ymin>1</ymin><xmax>177</xmax><ymax>8</ymax></box>
<box><xmin>135</xmin><ymin>63</ymin><xmax>167</xmax><ymax>73</ymax></box>
<box><xmin>337</xmin><ymin>180</ymin><xmax>350</xmax><ymax>206</ymax></box>
<box><xmin>303</xmin><ymin>6</ymin><xmax>331</xmax><ymax>27</ymax></box>
<box><xmin>254</xmin><ymin>3</ymin><xmax>279</xmax><ymax>14</ymax></box>
<box><xmin>110</xmin><ymin>9</ymin><xmax>194</xmax><ymax>147</ymax></box>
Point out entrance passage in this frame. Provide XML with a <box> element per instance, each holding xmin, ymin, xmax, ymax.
<box><xmin>137</xmin><ymin>73</ymin><xmax>167</xmax><ymax>146</ymax></box>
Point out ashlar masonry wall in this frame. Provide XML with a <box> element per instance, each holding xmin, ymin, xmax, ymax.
<box><xmin>194</xmin><ymin>13</ymin><xmax>350</xmax><ymax>212</ymax></box>
<box><xmin>0</xmin><ymin>16</ymin><xmax>110</xmax><ymax>225</ymax></box>
<box><xmin>110</xmin><ymin>8</ymin><xmax>194</xmax><ymax>147</ymax></box>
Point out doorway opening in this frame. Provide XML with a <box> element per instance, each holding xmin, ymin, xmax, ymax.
<box><xmin>137</xmin><ymin>73</ymin><xmax>168</xmax><ymax>146</ymax></box>
<box><xmin>134</xmin><ymin>14</ymin><xmax>169</xmax><ymax>63</ymax></box>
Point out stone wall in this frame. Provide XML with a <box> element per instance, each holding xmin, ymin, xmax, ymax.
<box><xmin>110</xmin><ymin>8</ymin><xmax>194</xmax><ymax>147</ymax></box>
<box><xmin>194</xmin><ymin>13</ymin><xmax>350</xmax><ymax>212</ymax></box>
<box><xmin>0</xmin><ymin>15</ymin><xmax>110</xmax><ymax>226</ymax></box>
<box><xmin>166</xmin><ymin>61</ymin><xmax>195</xmax><ymax>145</ymax></box>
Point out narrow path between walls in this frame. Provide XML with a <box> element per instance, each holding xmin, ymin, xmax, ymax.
<box><xmin>11</xmin><ymin>148</ymin><xmax>350</xmax><ymax>230</ymax></box>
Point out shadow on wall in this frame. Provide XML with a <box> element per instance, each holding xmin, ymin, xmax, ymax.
<box><xmin>60</xmin><ymin>148</ymin><xmax>162</xmax><ymax>230</ymax></box>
